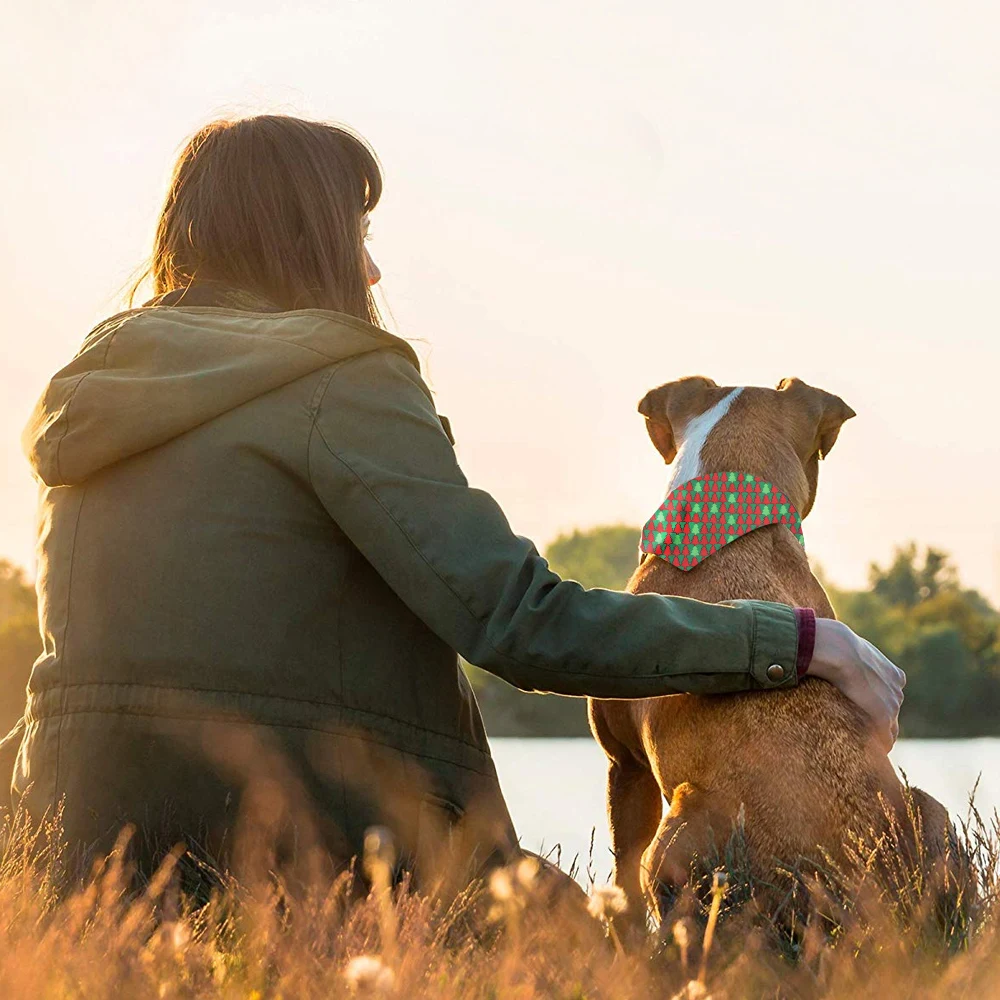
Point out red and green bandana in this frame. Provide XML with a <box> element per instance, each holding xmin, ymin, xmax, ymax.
<box><xmin>640</xmin><ymin>471</ymin><xmax>804</xmax><ymax>571</ymax></box>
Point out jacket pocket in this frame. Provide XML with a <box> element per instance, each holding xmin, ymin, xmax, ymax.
<box><xmin>413</xmin><ymin>793</ymin><xmax>466</xmax><ymax>888</ymax></box>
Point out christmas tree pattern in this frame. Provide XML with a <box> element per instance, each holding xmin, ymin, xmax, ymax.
<box><xmin>640</xmin><ymin>471</ymin><xmax>804</xmax><ymax>571</ymax></box>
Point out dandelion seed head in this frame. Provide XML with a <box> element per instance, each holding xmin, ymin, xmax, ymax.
<box><xmin>344</xmin><ymin>955</ymin><xmax>395</xmax><ymax>994</ymax></box>
<box><xmin>489</xmin><ymin>868</ymin><xmax>513</xmax><ymax>901</ymax></box>
<box><xmin>364</xmin><ymin>827</ymin><xmax>394</xmax><ymax>862</ymax></box>
<box><xmin>586</xmin><ymin>884</ymin><xmax>627</xmax><ymax>919</ymax></box>
<box><xmin>670</xmin><ymin>981</ymin><xmax>711</xmax><ymax>1000</ymax></box>
<box><xmin>169</xmin><ymin>921</ymin><xmax>191</xmax><ymax>951</ymax></box>
<box><xmin>515</xmin><ymin>856</ymin><xmax>539</xmax><ymax>888</ymax></box>
<box><xmin>673</xmin><ymin>919</ymin><xmax>690</xmax><ymax>949</ymax></box>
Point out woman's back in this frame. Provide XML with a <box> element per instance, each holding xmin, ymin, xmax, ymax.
<box><xmin>16</xmin><ymin>290</ymin><xmax>512</xmax><ymax>877</ymax></box>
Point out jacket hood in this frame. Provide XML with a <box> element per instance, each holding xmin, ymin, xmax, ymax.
<box><xmin>23</xmin><ymin>305</ymin><xmax>419</xmax><ymax>487</ymax></box>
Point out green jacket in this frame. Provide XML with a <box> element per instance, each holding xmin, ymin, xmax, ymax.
<box><xmin>14</xmin><ymin>289</ymin><xmax>803</xmax><ymax>876</ymax></box>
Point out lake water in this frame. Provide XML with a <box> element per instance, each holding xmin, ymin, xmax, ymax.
<box><xmin>490</xmin><ymin>737</ymin><xmax>1000</xmax><ymax>880</ymax></box>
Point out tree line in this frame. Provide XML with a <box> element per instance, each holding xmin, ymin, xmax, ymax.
<box><xmin>1</xmin><ymin>531</ymin><xmax>998</xmax><ymax>740</ymax></box>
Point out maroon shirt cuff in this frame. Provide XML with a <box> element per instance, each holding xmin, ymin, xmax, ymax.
<box><xmin>794</xmin><ymin>607</ymin><xmax>816</xmax><ymax>679</ymax></box>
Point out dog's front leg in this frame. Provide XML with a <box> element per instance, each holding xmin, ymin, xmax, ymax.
<box><xmin>606</xmin><ymin>756</ymin><xmax>662</xmax><ymax>938</ymax></box>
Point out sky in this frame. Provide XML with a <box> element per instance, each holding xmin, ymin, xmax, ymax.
<box><xmin>1</xmin><ymin>0</ymin><xmax>998</xmax><ymax>601</ymax></box>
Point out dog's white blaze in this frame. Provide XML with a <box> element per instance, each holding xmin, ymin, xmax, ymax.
<box><xmin>666</xmin><ymin>387</ymin><xmax>744</xmax><ymax>494</ymax></box>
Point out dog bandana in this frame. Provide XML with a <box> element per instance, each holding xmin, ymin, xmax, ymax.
<box><xmin>640</xmin><ymin>471</ymin><xmax>804</xmax><ymax>571</ymax></box>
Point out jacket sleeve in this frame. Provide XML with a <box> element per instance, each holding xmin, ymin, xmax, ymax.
<box><xmin>307</xmin><ymin>350</ymin><xmax>803</xmax><ymax>699</ymax></box>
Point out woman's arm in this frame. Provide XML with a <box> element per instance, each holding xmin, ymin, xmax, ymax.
<box><xmin>307</xmin><ymin>350</ymin><xmax>803</xmax><ymax>699</ymax></box>
<box><xmin>307</xmin><ymin>350</ymin><xmax>903</xmax><ymax>746</ymax></box>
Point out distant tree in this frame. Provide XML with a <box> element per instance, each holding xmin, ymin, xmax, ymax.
<box><xmin>0</xmin><ymin>561</ymin><xmax>38</xmax><ymax>736</ymax></box>
<box><xmin>869</xmin><ymin>542</ymin><xmax>957</xmax><ymax>608</ymax></box>
<box><xmin>460</xmin><ymin>525</ymin><xmax>641</xmax><ymax>737</ymax></box>
<box><xmin>831</xmin><ymin>545</ymin><xmax>1000</xmax><ymax>738</ymax></box>
<box><xmin>0</xmin><ymin>561</ymin><xmax>35</xmax><ymax>621</ymax></box>
<box><xmin>545</xmin><ymin>525</ymin><xmax>641</xmax><ymax>591</ymax></box>
<box><xmin>462</xmin><ymin>661</ymin><xmax>592</xmax><ymax>737</ymax></box>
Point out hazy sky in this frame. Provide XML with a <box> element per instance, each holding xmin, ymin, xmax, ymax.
<box><xmin>2</xmin><ymin>1</ymin><xmax>998</xmax><ymax>601</ymax></box>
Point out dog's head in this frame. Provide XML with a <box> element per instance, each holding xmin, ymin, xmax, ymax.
<box><xmin>638</xmin><ymin>376</ymin><xmax>855</xmax><ymax>518</ymax></box>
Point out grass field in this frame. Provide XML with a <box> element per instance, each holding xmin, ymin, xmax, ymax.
<box><xmin>1</xmin><ymin>793</ymin><xmax>998</xmax><ymax>1000</ymax></box>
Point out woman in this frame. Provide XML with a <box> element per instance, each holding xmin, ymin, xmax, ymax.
<box><xmin>13</xmin><ymin>115</ymin><xmax>903</xmax><ymax>883</ymax></box>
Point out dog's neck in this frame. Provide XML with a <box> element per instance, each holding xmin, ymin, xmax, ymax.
<box><xmin>634</xmin><ymin>378</ymin><xmax>835</xmax><ymax>614</ymax></box>
<box><xmin>665</xmin><ymin>387</ymin><xmax>745</xmax><ymax>496</ymax></box>
<box><xmin>664</xmin><ymin>386</ymin><xmax>812</xmax><ymax>517</ymax></box>
<box><xmin>640</xmin><ymin>387</ymin><xmax>824</xmax><ymax>570</ymax></box>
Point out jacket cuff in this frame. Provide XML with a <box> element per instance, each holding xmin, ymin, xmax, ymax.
<box><xmin>746</xmin><ymin>601</ymin><xmax>800</xmax><ymax>689</ymax></box>
<box><xmin>793</xmin><ymin>607</ymin><xmax>817</xmax><ymax>679</ymax></box>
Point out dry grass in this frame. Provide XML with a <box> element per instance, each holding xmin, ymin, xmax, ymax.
<box><xmin>1</xmin><ymin>791</ymin><xmax>999</xmax><ymax>1000</ymax></box>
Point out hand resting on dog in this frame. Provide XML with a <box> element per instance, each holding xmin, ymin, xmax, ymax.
<box><xmin>808</xmin><ymin>618</ymin><xmax>906</xmax><ymax>751</ymax></box>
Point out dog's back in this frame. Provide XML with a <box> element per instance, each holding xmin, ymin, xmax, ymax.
<box><xmin>589</xmin><ymin>377</ymin><xmax>956</xmax><ymax>924</ymax></box>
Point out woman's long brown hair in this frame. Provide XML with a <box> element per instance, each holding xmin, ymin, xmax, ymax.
<box><xmin>130</xmin><ymin>115</ymin><xmax>383</xmax><ymax>325</ymax></box>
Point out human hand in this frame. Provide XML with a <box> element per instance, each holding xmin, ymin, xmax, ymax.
<box><xmin>805</xmin><ymin>618</ymin><xmax>905</xmax><ymax>751</ymax></box>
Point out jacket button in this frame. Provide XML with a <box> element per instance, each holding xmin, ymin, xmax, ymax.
<box><xmin>766</xmin><ymin>663</ymin><xmax>785</xmax><ymax>682</ymax></box>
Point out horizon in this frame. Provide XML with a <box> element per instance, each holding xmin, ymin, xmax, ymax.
<box><xmin>2</xmin><ymin>1</ymin><xmax>997</xmax><ymax>602</ymax></box>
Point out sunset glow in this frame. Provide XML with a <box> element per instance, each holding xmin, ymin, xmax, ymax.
<box><xmin>3</xmin><ymin>1</ymin><xmax>997</xmax><ymax>599</ymax></box>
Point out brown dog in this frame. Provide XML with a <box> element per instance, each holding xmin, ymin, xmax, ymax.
<box><xmin>589</xmin><ymin>376</ymin><xmax>955</xmax><ymax>926</ymax></box>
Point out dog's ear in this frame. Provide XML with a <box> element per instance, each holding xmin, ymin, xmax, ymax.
<box><xmin>638</xmin><ymin>376</ymin><xmax>721</xmax><ymax>464</ymax></box>
<box><xmin>776</xmin><ymin>377</ymin><xmax>856</xmax><ymax>459</ymax></box>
